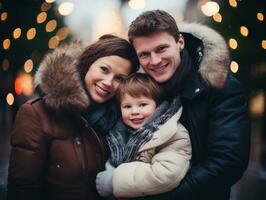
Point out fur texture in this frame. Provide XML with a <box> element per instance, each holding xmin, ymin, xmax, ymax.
<box><xmin>34</xmin><ymin>41</ymin><xmax>89</xmax><ymax>112</ymax></box>
<box><xmin>178</xmin><ymin>22</ymin><xmax>230</xmax><ymax>89</ymax></box>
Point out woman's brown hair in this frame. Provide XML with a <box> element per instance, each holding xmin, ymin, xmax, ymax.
<box><xmin>77</xmin><ymin>34</ymin><xmax>139</xmax><ymax>81</ymax></box>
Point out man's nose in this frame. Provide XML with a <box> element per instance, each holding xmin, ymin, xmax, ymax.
<box><xmin>150</xmin><ymin>52</ymin><xmax>161</xmax><ymax>65</ymax></box>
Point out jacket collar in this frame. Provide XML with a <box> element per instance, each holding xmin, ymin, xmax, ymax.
<box><xmin>34</xmin><ymin>42</ymin><xmax>90</xmax><ymax>113</ymax></box>
<box><xmin>178</xmin><ymin>22</ymin><xmax>230</xmax><ymax>90</ymax></box>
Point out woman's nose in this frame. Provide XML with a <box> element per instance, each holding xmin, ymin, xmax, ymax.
<box><xmin>102</xmin><ymin>76</ymin><xmax>113</xmax><ymax>88</ymax></box>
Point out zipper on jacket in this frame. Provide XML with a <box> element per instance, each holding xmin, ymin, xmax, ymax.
<box><xmin>86</xmin><ymin>124</ymin><xmax>106</xmax><ymax>167</ymax></box>
<box><xmin>74</xmin><ymin>136</ymin><xmax>87</xmax><ymax>173</ymax></box>
<box><xmin>186</xmin><ymin>104</ymin><xmax>202</xmax><ymax>163</ymax></box>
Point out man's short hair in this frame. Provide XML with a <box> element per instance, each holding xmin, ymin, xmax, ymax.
<box><xmin>128</xmin><ymin>9</ymin><xmax>180</xmax><ymax>42</ymax></box>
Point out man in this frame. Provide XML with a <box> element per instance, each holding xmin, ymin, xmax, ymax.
<box><xmin>128</xmin><ymin>10</ymin><xmax>250</xmax><ymax>200</ymax></box>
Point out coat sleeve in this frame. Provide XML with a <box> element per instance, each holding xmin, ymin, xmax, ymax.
<box><xmin>7</xmin><ymin>102</ymin><xmax>49</xmax><ymax>200</ymax></box>
<box><xmin>112</xmin><ymin>122</ymin><xmax>191</xmax><ymax>198</ymax></box>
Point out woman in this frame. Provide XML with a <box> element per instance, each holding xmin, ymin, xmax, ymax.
<box><xmin>7</xmin><ymin>35</ymin><xmax>139</xmax><ymax>200</ymax></box>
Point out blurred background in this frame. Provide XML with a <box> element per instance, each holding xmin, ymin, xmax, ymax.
<box><xmin>0</xmin><ymin>0</ymin><xmax>265</xmax><ymax>199</ymax></box>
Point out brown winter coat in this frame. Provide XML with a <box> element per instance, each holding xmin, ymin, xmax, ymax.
<box><xmin>8</xmin><ymin>43</ymin><xmax>108</xmax><ymax>200</ymax></box>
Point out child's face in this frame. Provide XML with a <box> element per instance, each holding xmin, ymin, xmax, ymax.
<box><xmin>120</xmin><ymin>94</ymin><xmax>157</xmax><ymax>130</ymax></box>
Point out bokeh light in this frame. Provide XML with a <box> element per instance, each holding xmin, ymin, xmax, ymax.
<box><xmin>37</xmin><ymin>12</ymin><xmax>47</xmax><ymax>24</ymax></box>
<box><xmin>229</xmin><ymin>38</ymin><xmax>238</xmax><ymax>49</ymax></box>
<box><xmin>128</xmin><ymin>0</ymin><xmax>146</xmax><ymax>10</ymax></box>
<box><xmin>58</xmin><ymin>2</ymin><xmax>74</xmax><ymax>16</ymax></box>
<box><xmin>3</xmin><ymin>39</ymin><xmax>11</xmax><ymax>50</ymax></box>
<box><xmin>230</xmin><ymin>61</ymin><xmax>239</xmax><ymax>73</ymax></box>
<box><xmin>240</xmin><ymin>26</ymin><xmax>249</xmax><ymax>37</ymax></box>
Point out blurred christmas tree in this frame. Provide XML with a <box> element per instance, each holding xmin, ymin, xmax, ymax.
<box><xmin>207</xmin><ymin>0</ymin><xmax>266</xmax><ymax>91</ymax></box>
<box><xmin>0</xmin><ymin>0</ymin><xmax>71</xmax><ymax>125</ymax></box>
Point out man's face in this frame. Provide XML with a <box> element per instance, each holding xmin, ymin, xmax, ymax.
<box><xmin>132</xmin><ymin>32</ymin><xmax>184</xmax><ymax>83</ymax></box>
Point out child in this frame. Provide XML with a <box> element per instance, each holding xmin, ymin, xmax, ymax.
<box><xmin>96</xmin><ymin>73</ymin><xmax>191</xmax><ymax>198</ymax></box>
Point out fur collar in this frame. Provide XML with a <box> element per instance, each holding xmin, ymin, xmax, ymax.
<box><xmin>34</xmin><ymin>41</ymin><xmax>90</xmax><ymax>113</ymax></box>
<box><xmin>178</xmin><ymin>22</ymin><xmax>230</xmax><ymax>89</ymax></box>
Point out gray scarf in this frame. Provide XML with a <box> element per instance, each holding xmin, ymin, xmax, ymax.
<box><xmin>107</xmin><ymin>96</ymin><xmax>182</xmax><ymax>167</ymax></box>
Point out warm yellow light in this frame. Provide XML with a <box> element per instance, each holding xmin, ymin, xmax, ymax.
<box><xmin>27</xmin><ymin>28</ymin><xmax>36</xmax><ymax>40</ymax></box>
<box><xmin>128</xmin><ymin>0</ymin><xmax>146</xmax><ymax>10</ymax></box>
<box><xmin>2</xmin><ymin>59</ymin><xmax>9</xmax><ymax>71</ymax></box>
<box><xmin>213</xmin><ymin>13</ymin><xmax>222</xmax><ymax>23</ymax></box>
<box><xmin>56</xmin><ymin>27</ymin><xmax>70</xmax><ymax>41</ymax></box>
<box><xmin>22</xmin><ymin>74</ymin><xmax>34</xmax><ymax>96</ymax></box>
<box><xmin>240</xmin><ymin>26</ymin><xmax>249</xmax><ymax>37</ymax></box>
<box><xmin>229</xmin><ymin>38</ymin><xmax>238</xmax><ymax>49</ymax></box>
<box><xmin>58</xmin><ymin>2</ymin><xmax>74</xmax><ymax>16</ymax></box>
<box><xmin>6</xmin><ymin>93</ymin><xmax>14</xmax><ymax>106</ymax></box>
<box><xmin>262</xmin><ymin>40</ymin><xmax>266</xmax><ymax>49</ymax></box>
<box><xmin>172</xmin><ymin>12</ymin><xmax>184</xmax><ymax>22</ymax></box>
<box><xmin>45</xmin><ymin>0</ymin><xmax>55</xmax><ymax>3</ymax></box>
<box><xmin>257</xmin><ymin>13</ymin><xmax>264</xmax><ymax>21</ymax></box>
<box><xmin>46</xmin><ymin>20</ymin><xmax>57</xmax><ymax>32</ymax></box>
<box><xmin>229</xmin><ymin>0</ymin><xmax>237</xmax><ymax>7</ymax></box>
<box><xmin>201</xmin><ymin>1</ymin><xmax>220</xmax><ymax>17</ymax></box>
<box><xmin>13</xmin><ymin>28</ymin><xmax>22</xmax><ymax>39</ymax></box>
<box><xmin>48</xmin><ymin>36</ymin><xmax>59</xmax><ymax>49</ymax></box>
<box><xmin>230</xmin><ymin>61</ymin><xmax>239</xmax><ymax>73</ymax></box>
<box><xmin>37</xmin><ymin>12</ymin><xmax>47</xmax><ymax>24</ymax></box>
<box><xmin>24</xmin><ymin>59</ymin><xmax>34</xmax><ymax>73</ymax></box>
<box><xmin>3</xmin><ymin>39</ymin><xmax>11</xmax><ymax>50</ymax></box>
<box><xmin>250</xmin><ymin>91</ymin><xmax>265</xmax><ymax>118</ymax></box>
<box><xmin>1</xmin><ymin>12</ymin><xmax>7</xmax><ymax>21</ymax></box>
<box><xmin>15</xmin><ymin>74</ymin><xmax>34</xmax><ymax>96</ymax></box>
<box><xmin>41</xmin><ymin>2</ymin><xmax>51</xmax><ymax>11</ymax></box>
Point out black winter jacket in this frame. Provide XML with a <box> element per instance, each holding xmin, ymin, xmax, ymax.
<box><xmin>137</xmin><ymin>23</ymin><xmax>250</xmax><ymax>200</ymax></box>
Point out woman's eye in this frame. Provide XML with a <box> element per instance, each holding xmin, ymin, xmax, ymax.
<box><xmin>100</xmin><ymin>66</ymin><xmax>108</xmax><ymax>73</ymax></box>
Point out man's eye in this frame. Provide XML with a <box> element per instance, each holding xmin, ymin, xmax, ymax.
<box><xmin>139</xmin><ymin>52</ymin><xmax>149</xmax><ymax>59</ymax></box>
<box><xmin>157</xmin><ymin>46</ymin><xmax>166</xmax><ymax>52</ymax></box>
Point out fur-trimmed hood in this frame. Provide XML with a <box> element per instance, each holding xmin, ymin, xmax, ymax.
<box><xmin>34</xmin><ymin>41</ymin><xmax>90</xmax><ymax>113</ymax></box>
<box><xmin>178</xmin><ymin>22</ymin><xmax>230</xmax><ymax>89</ymax></box>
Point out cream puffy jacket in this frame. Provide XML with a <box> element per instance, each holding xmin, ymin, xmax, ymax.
<box><xmin>112</xmin><ymin>107</ymin><xmax>192</xmax><ymax>198</ymax></box>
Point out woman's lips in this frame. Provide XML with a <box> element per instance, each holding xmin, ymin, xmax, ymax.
<box><xmin>95</xmin><ymin>84</ymin><xmax>111</xmax><ymax>97</ymax></box>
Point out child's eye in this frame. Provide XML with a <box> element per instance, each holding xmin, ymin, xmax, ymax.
<box><xmin>139</xmin><ymin>103</ymin><xmax>147</xmax><ymax>107</ymax></box>
<box><xmin>123</xmin><ymin>105</ymin><xmax>131</xmax><ymax>109</ymax></box>
<box><xmin>114</xmin><ymin>76</ymin><xmax>124</xmax><ymax>82</ymax></box>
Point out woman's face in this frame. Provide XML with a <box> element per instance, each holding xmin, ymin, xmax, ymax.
<box><xmin>85</xmin><ymin>55</ymin><xmax>132</xmax><ymax>103</ymax></box>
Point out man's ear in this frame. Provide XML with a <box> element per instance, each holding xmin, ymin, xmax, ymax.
<box><xmin>177</xmin><ymin>34</ymin><xmax>185</xmax><ymax>50</ymax></box>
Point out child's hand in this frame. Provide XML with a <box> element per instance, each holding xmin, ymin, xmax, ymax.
<box><xmin>96</xmin><ymin>168</ymin><xmax>114</xmax><ymax>197</ymax></box>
